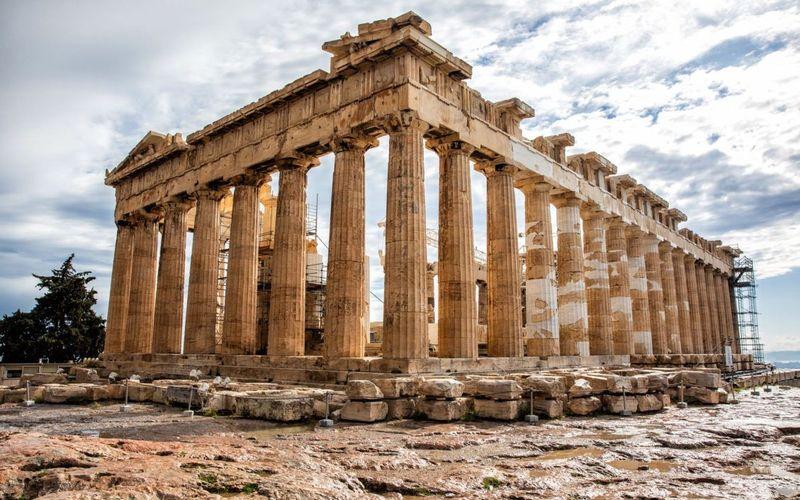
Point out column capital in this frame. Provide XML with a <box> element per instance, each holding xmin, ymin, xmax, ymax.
<box><xmin>606</xmin><ymin>215</ymin><xmax>629</xmax><ymax>229</ymax></box>
<box><xmin>624</xmin><ymin>224</ymin><xmax>645</xmax><ymax>238</ymax></box>
<box><xmin>517</xmin><ymin>176</ymin><xmax>554</xmax><ymax>194</ymax></box>
<box><xmin>275</xmin><ymin>153</ymin><xmax>320</xmax><ymax>172</ymax></box>
<box><xmin>380</xmin><ymin>110</ymin><xmax>430</xmax><ymax>135</ymax></box>
<box><xmin>657</xmin><ymin>240</ymin><xmax>674</xmax><ymax>254</ymax></box>
<box><xmin>579</xmin><ymin>201</ymin><xmax>609</xmax><ymax>220</ymax></box>
<box><xmin>683</xmin><ymin>252</ymin><xmax>699</xmax><ymax>264</ymax></box>
<box><xmin>426</xmin><ymin>133</ymin><xmax>475</xmax><ymax>157</ymax></box>
<box><xmin>160</xmin><ymin>197</ymin><xmax>194</xmax><ymax>213</ymax></box>
<box><xmin>230</xmin><ymin>171</ymin><xmax>271</xmax><ymax>187</ymax></box>
<box><xmin>330</xmin><ymin>134</ymin><xmax>379</xmax><ymax>154</ymax></box>
<box><xmin>551</xmin><ymin>192</ymin><xmax>583</xmax><ymax>208</ymax></box>
<box><xmin>129</xmin><ymin>208</ymin><xmax>162</xmax><ymax>224</ymax></box>
<box><xmin>194</xmin><ymin>185</ymin><xmax>230</xmax><ymax>201</ymax></box>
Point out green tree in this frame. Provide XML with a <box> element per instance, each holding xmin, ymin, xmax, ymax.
<box><xmin>0</xmin><ymin>255</ymin><xmax>105</xmax><ymax>362</ymax></box>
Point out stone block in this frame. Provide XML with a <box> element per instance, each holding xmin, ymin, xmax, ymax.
<box><xmin>373</xmin><ymin>377</ymin><xmax>418</xmax><ymax>398</ymax></box>
<box><xmin>519</xmin><ymin>375</ymin><xmax>566</xmax><ymax>398</ymax></box>
<box><xmin>568</xmin><ymin>378</ymin><xmax>592</xmax><ymax>397</ymax></box>
<box><xmin>628</xmin><ymin>374</ymin><xmax>650</xmax><ymax>394</ymax></box>
<box><xmin>474</xmin><ymin>399</ymin><xmax>520</xmax><ymax>421</ymax></box>
<box><xmin>106</xmin><ymin>384</ymin><xmax>125</xmax><ymax>400</ymax></box>
<box><xmin>606</xmin><ymin>375</ymin><xmax>632</xmax><ymax>394</ymax></box>
<box><xmin>417</xmin><ymin>397</ymin><xmax>468</xmax><ymax>421</ymax></box>
<box><xmin>235</xmin><ymin>396</ymin><xmax>314</xmax><ymax>422</ymax></box>
<box><xmin>19</xmin><ymin>373</ymin><xmax>67</xmax><ymax>387</ymax></box>
<box><xmin>206</xmin><ymin>391</ymin><xmax>249</xmax><ymax>413</ymax></box>
<box><xmin>475</xmin><ymin>379</ymin><xmax>522</xmax><ymax>401</ymax></box>
<box><xmin>716</xmin><ymin>388</ymin><xmax>729</xmax><ymax>404</ymax></box>
<box><xmin>386</xmin><ymin>398</ymin><xmax>417</xmax><ymax>420</ymax></box>
<box><xmin>340</xmin><ymin>401</ymin><xmax>388</xmax><ymax>422</ymax></box>
<box><xmin>3</xmin><ymin>388</ymin><xmax>27</xmax><ymax>404</ymax></box>
<box><xmin>677</xmin><ymin>371</ymin><xmax>722</xmax><ymax>388</ymax></box>
<box><xmin>659</xmin><ymin>392</ymin><xmax>671</xmax><ymax>408</ymax></box>
<box><xmin>165</xmin><ymin>385</ymin><xmax>200</xmax><ymax>406</ymax></box>
<box><xmin>82</xmin><ymin>384</ymin><xmax>109</xmax><ymax>401</ymax></box>
<box><xmin>602</xmin><ymin>394</ymin><xmax>638</xmax><ymax>414</ymax></box>
<box><xmin>74</xmin><ymin>367</ymin><xmax>100</xmax><ymax>383</ymax></box>
<box><xmin>635</xmin><ymin>393</ymin><xmax>663</xmax><ymax>412</ymax></box>
<box><xmin>127</xmin><ymin>382</ymin><xmax>157</xmax><ymax>402</ymax></box>
<box><xmin>419</xmin><ymin>379</ymin><xmax>463</xmax><ymax>399</ymax></box>
<box><xmin>346</xmin><ymin>380</ymin><xmax>383</xmax><ymax>401</ymax></box>
<box><xmin>685</xmin><ymin>386</ymin><xmax>720</xmax><ymax>404</ymax></box>
<box><xmin>645</xmin><ymin>373</ymin><xmax>669</xmax><ymax>392</ymax></box>
<box><xmin>151</xmin><ymin>386</ymin><xmax>168</xmax><ymax>405</ymax></box>
<box><xmin>567</xmin><ymin>396</ymin><xmax>602</xmax><ymax>416</ymax></box>
<box><xmin>42</xmin><ymin>384</ymin><xmax>88</xmax><ymax>404</ymax></box>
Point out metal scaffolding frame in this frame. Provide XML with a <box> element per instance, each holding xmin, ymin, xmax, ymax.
<box><xmin>731</xmin><ymin>255</ymin><xmax>764</xmax><ymax>363</ymax></box>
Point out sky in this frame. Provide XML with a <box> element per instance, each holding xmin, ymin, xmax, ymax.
<box><xmin>1</xmin><ymin>0</ymin><xmax>798</xmax><ymax>351</ymax></box>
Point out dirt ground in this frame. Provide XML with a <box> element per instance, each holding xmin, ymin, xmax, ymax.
<box><xmin>1</xmin><ymin>386</ymin><xmax>799</xmax><ymax>499</ymax></box>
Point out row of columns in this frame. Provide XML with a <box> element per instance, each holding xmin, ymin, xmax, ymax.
<box><xmin>104</xmin><ymin>113</ymin><xmax>738</xmax><ymax>360</ymax></box>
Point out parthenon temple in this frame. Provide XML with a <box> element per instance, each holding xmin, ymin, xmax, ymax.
<box><xmin>101</xmin><ymin>12</ymin><xmax>748</xmax><ymax>381</ymax></box>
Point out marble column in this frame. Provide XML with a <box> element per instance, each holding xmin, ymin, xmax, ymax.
<box><xmin>626</xmin><ymin>228</ymin><xmax>652</xmax><ymax>355</ymax></box>
<box><xmin>643</xmin><ymin>235</ymin><xmax>667</xmax><ymax>354</ymax></box>
<box><xmin>704</xmin><ymin>266</ymin><xmax>721</xmax><ymax>352</ymax></box>
<box><xmin>382</xmin><ymin>112</ymin><xmax>429</xmax><ymax>359</ymax></box>
<box><xmin>554</xmin><ymin>194</ymin><xmax>589</xmax><ymax>356</ymax></box>
<box><xmin>124</xmin><ymin>212</ymin><xmax>159</xmax><ymax>354</ymax></box>
<box><xmin>478</xmin><ymin>280</ymin><xmax>488</xmax><ymax>325</ymax></box>
<box><xmin>606</xmin><ymin>218</ymin><xmax>634</xmax><ymax>355</ymax></box>
<box><xmin>185</xmin><ymin>188</ymin><xmax>227</xmax><ymax>354</ymax></box>
<box><xmin>695</xmin><ymin>262</ymin><xmax>714</xmax><ymax>353</ymax></box>
<box><xmin>152</xmin><ymin>200</ymin><xmax>190</xmax><ymax>354</ymax></box>
<box><xmin>672</xmin><ymin>249</ymin><xmax>694</xmax><ymax>354</ymax></box>
<box><xmin>485</xmin><ymin>162</ymin><xmax>523</xmax><ymax>357</ymax></box>
<box><xmin>582</xmin><ymin>207</ymin><xmax>613</xmax><ymax>355</ymax></box>
<box><xmin>714</xmin><ymin>272</ymin><xmax>732</xmax><ymax>350</ymax></box>
<box><xmin>520</xmin><ymin>180</ymin><xmax>559</xmax><ymax>356</ymax></box>
<box><xmin>223</xmin><ymin>174</ymin><xmax>264</xmax><ymax>355</ymax></box>
<box><xmin>324</xmin><ymin>136</ymin><xmax>376</xmax><ymax>358</ymax></box>
<box><xmin>104</xmin><ymin>220</ymin><xmax>134</xmax><ymax>354</ymax></box>
<box><xmin>431</xmin><ymin>137</ymin><xmax>477</xmax><ymax>358</ymax></box>
<box><xmin>269</xmin><ymin>159</ymin><xmax>315</xmax><ymax>356</ymax></box>
<box><xmin>658</xmin><ymin>242</ymin><xmax>681</xmax><ymax>354</ymax></box>
<box><xmin>684</xmin><ymin>256</ymin><xmax>705</xmax><ymax>353</ymax></box>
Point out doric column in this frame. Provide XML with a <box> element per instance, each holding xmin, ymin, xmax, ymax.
<box><xmin>581</xmin><ymin>206</ymin><xmax>613</xmax><ymax>355</ymax></box>
<box><xmin>554</xmin><ymin>194</ymin><xmax>589</xmax><ymax>356</ymax></box>
<box><xmin>478</xmin><ymin>280</ymin><xmax>488</xmax><ymax>325</ymax></box>
<box><xmin>104</xmin><ymin>220</ymin><xmax>134</xmax><ymax>354</ymax></box>
<box><xmin>694</xmin><ymin>262</ymin><xmax>714</xmax><ymax>353</ymax></box>
<box><xmin>324</xmin><ymin>135</ymin><xmax>376</xmax><ymax>358</ymax></box>
<box><xmin>672</xmin><ymin>249</ymin><xmax>694</xmax><ymax>354</ymax></box>
<box><xmin>223</xmin><ymin>173</ymin><xmax>266</xmax><ymax>355</ymax></box>
<box><xmin>714</xmin><ymin>272</ymin><xmax>732</xmax><ymax>350</ymax></box>
<box><xmin>268</xmin><ymin>157</ymin><xmax>316</xmax><ymax>356</ymax></box>
<box><xmin>606</xmin><ymin>218</ymin><xmax>633</xmax><ymax>355</ymax></box>
<box><xmin>430</xmin><ymin>136</ymin><xmax>477</xmax><ymax>358</ymax></box>
<box><xmin>152</xmin><ymin>200</ymin><xmax>190</xmax><ymax>354</ymax></box>
<box><xmin>520</xmin><ymin>180</ymin><xmax>559</xmax><ymax>356</ymax></box>
<box><xmin>484</xmin><ymin>162</ymin><xmax>523</xmax><ymax>357</ymax></box>
<box><xmin>658</xmin><ymin>242</ymin><xmax>681</xmax><ymax>354</ymax></box>
<box><xmin>728</xmin><ymin>280</ymin><xmax>740</xmax><ymax>353</ymax></box>
<box><xmin>625</xmin><ymin>228</ymin><xmax>652</xmax><ymax>354</ymax></box>
<box><xmin>704</xmin><ymin>265</ymin><xmax>721</xmax><ymax>353</ymax></box>
<box><xmin>185</xmin><ymin>188</ymin><xmax>227</xmax><ymax>354</ymax></box>
<box><xmin>124</xmin><ymin>212</ymin><xmax>159</xmax><ymax>354</ymax></box>
<box><xmin>382</xmin><ymin>112</ymin><xmax>429</xmax><ymax>359</ymax></box>
<box><xmin>684</xmin><ymin>256</ymin><xmax>704</xmax><ymax>353</ymax></box>
<box><xmin>643</xmin><ymin>234</ymin><xmax>667</xmax><ymax>354</ymax></box>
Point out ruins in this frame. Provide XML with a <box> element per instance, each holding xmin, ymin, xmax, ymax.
<box><xmin>100</xmin><ymin>12</ymin><xmax>749</xmax><ymax>382</ymax></box>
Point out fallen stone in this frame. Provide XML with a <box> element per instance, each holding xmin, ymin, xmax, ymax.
<box><xmin>236</xmin><ymin>396</ymin><xmax>314</xmax><ymax>422</ymax></box>
<box><xmin>206</xmin><ymin>391</ymin><xmax>249</xmax><ymax>413</ymax></box>
<box><xmin>636</xmin><ymin>393</ymin><xmax>663</xmax><ymax>412</ymax></box>
<box><xmin>73</xmin><ymin>367</ymin><xmax>100</xmax><ymax>383</ymax></box>
<box><xmin>2</xmin><ymin>388</ymin><xmax>27</xmax><ymax>404</ymax></box>
<box><xmin>569</xmin><ymin>379</ymin><xmax>593</xmax><ymax>397</ymax></box>
<box><xmin>373</xmin><ymin>377</ymin><xmax>418</xmax><ymax>398</ymax></box>
<box><xmin>82</xmin><ymin>384</ymin><xmax>109</xmax><ymax>401</ymax></box>
<box><xmin>346</xmin><ymin>380</ymin><xmax>383</xmax><ymax>401</ymax></box>
<box><xmin>686</xmin><ymin>386</ymin><xmax>720</xmax><ymax>404</ymax></box>
<box><xmin>529</xmin><ymin>398</ymin><xmax>564</xmax><ymax>419</ymax></box>
<box><xmin>646</xmin><ymin>374</ymin><xmax>669</xmax><ymax>392</ymax></box>
<box><xmin>105</xmin><ymin>384</ymin><xmax>126</xmax><ymax>400</ymax></box>
<box><xmin>386</xmin><ymin>398</ymin><xmax>417</xmax><ymax>420</ymax></box>
<box><xmin>628</xmin><ymin>374</ymin><xmax>650</xmax><ymax>394</ymax></box>
<box><xmin>340</xmin><ymin>401</ymin><xmax>388</xmax><ymax>422</ymax></box>
<box><xmin>518</xmin><ymin>375</ymin><xmax>566</xmax><ymax>398</ymax></box>
<box><xmin>419</xmin><ymin>379</ymin><xmax>463</xmax><ymax>399</ymax></box>
<box><xmin>716</xmin><ymin>388</ymin><xmax>729</xmax><ymax>404</ymax></box>
<box><xmin>659</xmin><ymin>392</ymin><xmax>671</xmax><ymax>408</ymax></box>
<box><xmin>678</xmin><ymin>371</ymin><xmax>723</xmax><ymax>389</ymax></box>
<box><xmin>417</xmin><ymin>397</ymin><xmax>468</xmax><ymax>421</ymax></box>
<box><xmin>42</xmin><ymin>384</ymin><xmax>88</xmax><ymax>404</ymax></box>
<box><xmin>475</xmin><ymin>379</ymin><xmax>522</xmax><ymax>401</ymax></box>
<box><xmin>602</xmin><ymin>394</ymin><xmax>638</xmax><ymax>414</ymax></box>
<box><xmin>127</xmin><ymin>383</ymin><xmax>157</xmax><ymax>402</ymax></box>
<box><xmin>474</xmin><ymin>399</ymin><xmax>520</xmax><ymax>421</ymax></box>
<box><xmin>606</xmin><ymin>375</ymin><xmax>633</xmax><ymax>394</ymax></box>
<box><xmin>18</xmin><ymin>373</ymin><xmax>67</xmax><ymax>387</ymax></box>
<box><xmin>567</xmin><ymin>396</ymin><xmax>602</xmax><ymax>416</ymax></box>
<box><xmin>165</xmin><ymin>385</ymin><xmax>201</xmax><ymax>406</ymax></box>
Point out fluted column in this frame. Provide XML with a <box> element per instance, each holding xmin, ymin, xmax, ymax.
<box><xmin>269</xmin><ymin>158</ymin><xmax>316</xmax><ymax>356</ymax></box>
<box><xmin>520</xmin><ymin>180</ymin><xmax>559</xmax><ymax>356</ymax></box>
<box><xmin>324</xmin><ymin>136</ymin><xmax>376</xmax><ymax>358</ymax></box>
<box><xmin>714</xmin><ymin>272</ymin><xmax>732</xmax><ymax>350</ymax></box>
<box><xmin>672</xmin><ymin>249</ymin><xmax>694</xmax><ymax>354</ymax></box>
<box><xmin>684</xmin><ymin>256</ymin><xmax>704</xmax><ymax>353</ymax></box>
<box><xmin>643</xmin><ymin>234</ymin><xmax>667</xmax><ymax>354</ymax></box>
<box><xmin>658</xmin><ymin>242</ymin><xmax>681</xmax><ymax>354</ymax></box>
<box><xmin>582</xmin><ymin>207</ymin><xmax>613</xmax><ymax>355</ymax></box>
<box><xmin>124</xmin><ymin>212</ymin><xmax>159</xmax><ymax>354</ymax></box>
<box><xmin>626</xmin><ymin>228</ymin><xmax>652</xmax><ymax>354</ymax></box>
<box><xmin>484</xmin><ymin>162</ymin><xmax>523</xmax><ymax>357</ymax></box>
<box><xmin>554</xmin><ymin>194</ymin><xmax>589</xmax><ymax>356</ymax></box>
<box><xmin>223</xmin><ymin>173</ymin><xmax>265</xmax><ymax>354</ymax></box>
<box><xmin>104</xmin><ymin>220</ymin><xmax>134</xmax><ymax>354</ymax></box>
<box><xmin>185</xmin><ymin>188</ymin><xmax>227</xmax><ymax>354</ymax></box>
<box><xmin>606</xmin><ymin>218</ymin><xmax>633</xmax><ymax>355</ymax></box>
<box><xmin>382</xmin><ymin>112</ymin><xmax>429</xmax><ymax>359</ymax></box>
<box><xmin>695</xmin><ymin>262</ymin><xmax>714</xmax><ymax>353</ymax></box>
<box><xmin>152</xmin><ymin>200</ymin><xmax>190</xmax><ymax>354</ymax></box>
<box><xmin>704</xmin><ymin>266</ymin><xmax>721</xmax><ymax>353</ymax></box>
<box><xmin>431</xmin><ymin>137</ymin><xmax>477</xmax><ymax>358</ymax></box>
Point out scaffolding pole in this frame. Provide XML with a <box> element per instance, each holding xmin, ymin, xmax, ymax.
<box><xmin>731</xmin><ymin>255</ymin><xmax>764</xmax><ymax>363</ymax></box>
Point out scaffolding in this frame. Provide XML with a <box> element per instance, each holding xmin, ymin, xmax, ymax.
<box><xmin>732</xmin><ymin>255</ymin><xmax>765</xmax><ymax>363</ymax></box>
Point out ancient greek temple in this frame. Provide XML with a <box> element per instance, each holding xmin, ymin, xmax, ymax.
<box><xmin>101</xmin><ymin>13</ymin><xmax>745</xmax><ymax>380</ymax></box>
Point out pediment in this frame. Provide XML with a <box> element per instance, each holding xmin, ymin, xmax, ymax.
<box><xmin>106</xmin><ymin>131</ymin><xmax>188</xmax><ymax>185</ymax></box>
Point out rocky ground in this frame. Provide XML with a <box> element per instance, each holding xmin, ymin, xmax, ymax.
<box><xmin>1</xmin><ymin>385</ymin><xmax>799</xmax><ymax>499</ymax></box>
